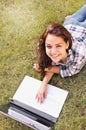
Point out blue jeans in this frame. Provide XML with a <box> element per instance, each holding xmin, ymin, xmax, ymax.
<box><xmin>63</xmin><ymin>4</ymin><xmax>86</xmax><ymax>28</ymax></box>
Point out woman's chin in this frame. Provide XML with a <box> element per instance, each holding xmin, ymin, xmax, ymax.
<box><xmin>52</xmin><ymin>59</ymin><xmax>60</xmax><ymax>63</ymax></box>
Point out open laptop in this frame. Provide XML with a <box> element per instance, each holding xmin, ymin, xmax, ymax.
<box><xmin>0</xmin><ymin>75</ymin><xmax>68</xmax><ymax>130</ymax></box>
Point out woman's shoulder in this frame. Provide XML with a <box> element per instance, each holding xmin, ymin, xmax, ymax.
<box><xmin>64</xmin><ymin>24</ymin><xmax>86</xmax><ymax>35</ymax></box>
<box><xmin>65</xmin><ymin>24</ymin><xmax>86</xmax><ymax>45</ymax></box>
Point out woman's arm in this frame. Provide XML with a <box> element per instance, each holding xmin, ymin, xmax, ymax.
<box><xmin>44</xmin><ymin>66</ymin><xmax>60</xmax><ymax>74</ymax></box>
<box><xmin>36</xmin><ymin>72</ymin><xmax>54</xmax><ymax>103</ymax></box>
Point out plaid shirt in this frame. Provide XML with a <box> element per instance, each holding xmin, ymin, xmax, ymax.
<box><xmin>57</xmin><ymin>24</ymin><xmax>86</xmax><ymax>77</ymax></box>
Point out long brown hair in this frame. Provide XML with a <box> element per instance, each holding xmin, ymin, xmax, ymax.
<box><xmin>36</xmin><ymin>23</ymin><xmax>72</xmax><ymax>74</ymax></box>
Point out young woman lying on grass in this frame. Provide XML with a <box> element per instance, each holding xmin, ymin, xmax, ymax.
<box><xmin>34</xmin><ymin>4</ymin><xmax>86</xmax><ymax>103</ymax></box>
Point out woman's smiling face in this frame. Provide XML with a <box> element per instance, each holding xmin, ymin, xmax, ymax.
<box><xmin>45</xmin><ymin>34</ymin><xmax>69</xmax><ymax>63</ymax></box>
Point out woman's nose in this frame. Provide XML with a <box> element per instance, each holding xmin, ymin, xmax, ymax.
<box><xmin>51</xmin><ymin>47</ymin><xmax>57</xmax><ymax>55</ymax></box>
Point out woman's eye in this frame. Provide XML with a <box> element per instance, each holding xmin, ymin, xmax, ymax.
<box><xmin>57</xmin><ymin>45</ymin><xmax>61</xmax><ymax>48</ymax></box>
<box><xmin>46</xmin><ymin>45</ymin><xmax>62</xmax><ymax>49</ymax></box>
<box><xmin>46</xmin><ymin>46</ymin><xmax>52</xmax><ymax>49</ymax></box>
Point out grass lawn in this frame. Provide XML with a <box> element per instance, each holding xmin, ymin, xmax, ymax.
<box><xmin>0</xmin><ymin>0</ymin><xmax>86</xmax><ymax>130</ymax></box>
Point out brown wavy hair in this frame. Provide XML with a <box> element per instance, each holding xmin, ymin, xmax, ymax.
<box><xmin>36</xmin><ymin>23</ymin><xmax>72</xmax><ymax>74</ymax></box>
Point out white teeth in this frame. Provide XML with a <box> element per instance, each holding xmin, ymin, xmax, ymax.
<box><xmin>52</xmin><ymin>56</ymin><xmax>58</xmax><ymax>58</ymax></box>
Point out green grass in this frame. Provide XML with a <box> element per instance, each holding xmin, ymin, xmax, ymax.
<box><xmin>0</xmin><ymin>0</ymin><xmax>86</xmax><ymax>130</ymax></box>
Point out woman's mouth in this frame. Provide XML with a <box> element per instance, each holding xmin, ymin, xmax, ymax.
<box><xmin>51</xmin><ymin>54</ymin><xmax>61</xmax><ymax>62</ymax></box>
<box><xmin>51</xmin><ymin>55</ymin><xmax>59</xmax><ymax>59</ymax></box>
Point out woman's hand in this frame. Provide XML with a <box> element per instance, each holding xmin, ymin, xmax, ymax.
<box><xmin>36</xmin><ymin>84</ymin><xmax>47</xmax><ymax>103</ymax></box>
<box><xmin>33</xmin><ymin>63</ymin><xmax>41</xmax><ymax>73</ymax></box>
<box><xmin>36</xmin><ymin>71</ymin><xmax>54</xmax><ymax>103</ymax></box>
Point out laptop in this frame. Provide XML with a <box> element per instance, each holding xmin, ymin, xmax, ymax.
<box><xmin>0</xmin><ymin>75</ymin><xmax>68</xmax><ymax>130</ymax></box>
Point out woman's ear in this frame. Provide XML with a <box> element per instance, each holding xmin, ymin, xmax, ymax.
<box><xmin>66</xmin><ymin>41</ymin><xmax>69</xmax><ymax>49</ymax></box>
<box><xmin>65</xmin><ymin>41</ymin><xmax>69</xmax><ymax>53</ymax></box>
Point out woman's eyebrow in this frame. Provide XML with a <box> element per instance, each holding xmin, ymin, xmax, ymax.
<box><xmin>45</xmin><ymin>42</ymin><xmax>62</xmax><ymax>45</ymax></box>
<box><xmin>45</xmin><ymin>43</ymin><xmax>51</xmax><ymax>45</ymax></box>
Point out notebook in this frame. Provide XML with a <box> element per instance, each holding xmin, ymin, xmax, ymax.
<box><xmin>8</xmin><ymin>75</ymin><xmax>68</xmax><ymax>130</ymax></box>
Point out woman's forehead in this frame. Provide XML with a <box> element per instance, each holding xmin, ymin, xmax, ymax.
<box><xmin>45</xmin><ymin>34</ymin><xmax>64</xmax><ymax>44</ymax></box>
